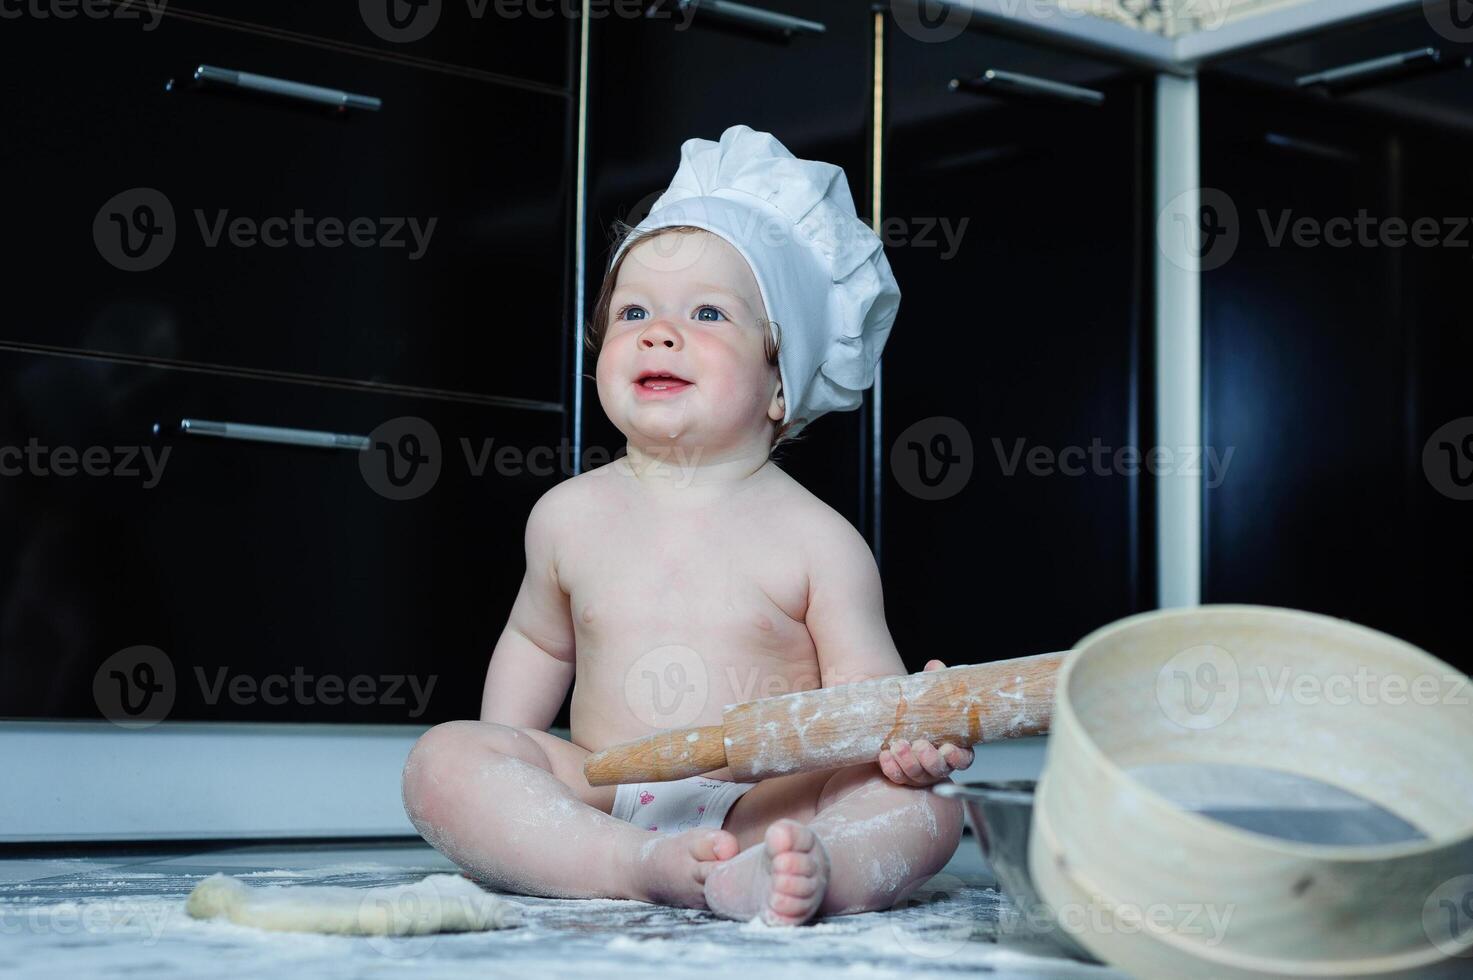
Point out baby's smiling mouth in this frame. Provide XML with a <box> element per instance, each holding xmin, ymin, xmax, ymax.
<box><xmin>634</xmin><ymin>371</ymin><xmax>694</xmax><ymax>393</ymax></box>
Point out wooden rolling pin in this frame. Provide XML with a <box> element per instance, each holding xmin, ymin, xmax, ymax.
<box><xmin>584</xmin><ymin>651</ymin><xmax>1066</xmax><ymax>786</ymax></box>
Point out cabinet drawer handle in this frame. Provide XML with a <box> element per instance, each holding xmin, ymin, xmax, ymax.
<box><xmin>165</xmin><ymin>418</ymin><xmax>371</xmax><ymax>452</ymax></box>
<box><xmin>1295</xmin><ymin>47</ymin><xmax>1468</xmax><ymax>95</ymax></box>
<box><xmin>193</xmin><ymin>64</ymin><xmax>383</xmax><ymax>111</ymax></box>
<box><xmin>949</xmin><ymin>69</ymin><xmax>1105</xmax><ymax>107</ymax></box>
<box><xmin>669</xmin><ymin>0</ymin><xmax>825</xmax><ymax>37</ymax></box>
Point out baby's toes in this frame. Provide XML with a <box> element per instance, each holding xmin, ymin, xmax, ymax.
<box><xmin>691</xmin><ymin>829</ymin><xmax>739</xmax><ymax>883</ymax></box>
<box><xmin>767</xmin><ymin>890</ymin><xmax>818</xmax><ymax>922</ymax></box>
<box><xmin>772</xmin><ymin>849</ymin><xmax>817</xmax><ymax>878</ymax></box>
<box><xmin>766</xmin><ymin>818</ymin><xmax>816</xmax><ymax>857</ymax></box>
<box><xmin>772</xmin><ymin>872</ymin><xmax>821</xmax><ymax>899</ymax></box>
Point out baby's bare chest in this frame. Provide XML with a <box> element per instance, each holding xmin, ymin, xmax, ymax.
<box><xmin>563</xmin><ymin>515</ymin><xmax>811</xmax><ymax>657</ymax></box>
<box><xmin>554</xmin><ymin>476</ymin><xmax>829</xmax><ymax>744</ymax></box>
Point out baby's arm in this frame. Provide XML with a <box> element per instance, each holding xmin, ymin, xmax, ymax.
<box><xmin>479</xmin><ymin>491</ymin><xmax>577</xmax><ymax>729</ymax></box>
<box><xmin>803</xmin><ymin>514</ymin><xmax>973</xmax><ymax>786</ymax></box>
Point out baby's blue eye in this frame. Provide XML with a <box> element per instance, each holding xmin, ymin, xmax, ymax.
<box><xmin>695</xmin><ymin>306</ymin><xmax>726</xmax><ymax>322</ymax></box>
<box><xmin>617</xmin><ymin>305</ymin><xmax>647</xmax><ymax>321</ymax></box>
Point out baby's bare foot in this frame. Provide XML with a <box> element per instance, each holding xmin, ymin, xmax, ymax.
<box><xmin>624</xmin><ymin>827</ymin><xmax>739</xmax><ymax>909</ymax></box>
<box><xmin>703</xmin><ymin>818</ymin><xmax>830</xmax><ymax>926</ymax></box>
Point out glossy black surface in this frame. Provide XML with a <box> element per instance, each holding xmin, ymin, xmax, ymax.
<box><xmin>1202</xmin><ymin>9</ymin><xmax>1473</xmax><ymax>671</ymax></box>
<box><xmin>0</xmin><ymin>12</ymin><xmax>572</xmax><ymax>403</ymax></box>
<box><xmin>880</xmin><ymin>23</ymin><xmax>1155</xmax><ymax>665</ymax></box>
<box><xmin>0</xmin><ymin>349</ymin><xmax>563</xmax><ymax>723</ymax></box>
<box><xmin>580</xmin><ymin>0</ymin><xmax>877</xmax><ymax>532</ymax></box>
<box><xmin>0</xmin><ymin>4</ymin><xmax>577</xmax><ymax>723</ymax></box>
<box><xmin>165</xmin><ymin>0</ymin><xmax>575</xmax><ymax>87</ymax></box>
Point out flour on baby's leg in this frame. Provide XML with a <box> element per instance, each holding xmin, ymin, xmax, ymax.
<box><xmin>703</xmin><ymin>818</ymin><xmax>830</xmax><ymax>926</ymax></box>
<box><xmin>630</xmin><ymin>827</ymin><xmax>740</xmax><ymax>909</ymax></box>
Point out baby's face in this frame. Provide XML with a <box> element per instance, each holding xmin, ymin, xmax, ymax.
<box><xmin>597</xmin><ymin>230</ymin><xmax>783</xmax><ymax>448</ymax></box>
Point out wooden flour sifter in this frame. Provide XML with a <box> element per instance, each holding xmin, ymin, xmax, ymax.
<box><xmin>584</xmin><ymin>651</ymin><xmax>1065</xmax><ymax>786</ymax></box>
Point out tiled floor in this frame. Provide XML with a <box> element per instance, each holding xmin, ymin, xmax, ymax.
<box><xmin>0</xmin><ymin>833</ymin><xmax>1123</xmax><ymax>979</ymax></box>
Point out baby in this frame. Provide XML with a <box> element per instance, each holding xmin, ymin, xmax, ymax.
<box><xmin>401</xmin><ymin>125</ymin><xmax>973</xmax><ymax>925</ymax></box>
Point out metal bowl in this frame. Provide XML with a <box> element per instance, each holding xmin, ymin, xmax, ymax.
<box><xmin>933</xmin><ymin>780</ymin><xmax>1095</xmax><ymax>962</ymax></box>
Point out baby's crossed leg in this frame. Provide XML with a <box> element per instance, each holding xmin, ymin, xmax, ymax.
<box><xmin>401</xmin><ymin>722</ymin><xmax>962</xmax><ymax>923</ymax></box>
<box><xmin>702</xmin><ymin>762</ymin><xmax>965</xmax><ymax>925</ymax></box>
<box><xmin>401</xmin><ymin>721</ymin><xmax>739</xmax><ymax>907</ymax></box>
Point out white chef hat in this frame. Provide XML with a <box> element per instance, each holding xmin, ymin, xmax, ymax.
<box><xmin>609</xmin><ymin>124</ymin><xmax>901</xmax><ymax>441</ymax></box>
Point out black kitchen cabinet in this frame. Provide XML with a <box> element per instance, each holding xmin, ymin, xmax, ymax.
<box><xmin>143</xmin><ymin>0</ymin><xmax>574</xmax><ymax>88</ymax></box>
<box><xmin>880</xmin><ymin>20</ymin><xmax>1155</xmax><ymax>667</ymax></box>
<box><xmin>0</xmin><ymin>348</ymin><xmax>564</xmax><ymax>724</ymax></box>
<box><xmin>580</xmin><ymin>0</ymin><xmax>879</xmax><ymax>530</ymax></box>
<box><xmin>1200</xmin><ymin>8</ymin><xmax>1473</xmax><ymax>670</ymax></box>
<box><xmin>0</xmin><ymin>11</ymin><xmax>573</xmax><ymax>404</ymax></box>
<box><xmin>0</xmin><ymin>3</ymin><xmax>580</xmax><ymax>723</ymax></box>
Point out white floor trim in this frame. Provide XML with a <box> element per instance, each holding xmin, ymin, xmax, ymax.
<box><xmin>0</xmin><ymin>721</ymin><xmax>428</xmax><ymax>843</ymax></box>
<box><xmin>1</xmin><ymin>718</ymin><xmax>1043</xmax><ymax>843</ymax></box>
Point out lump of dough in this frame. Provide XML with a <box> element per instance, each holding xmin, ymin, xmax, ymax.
<box><xmin>185</xmin><ymin>872</ymin><xmax>521</xmax><ymax>935</ymax></box>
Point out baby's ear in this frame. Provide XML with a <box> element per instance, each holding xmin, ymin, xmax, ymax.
<box><xmin>768</xmin><ymin>385</ymin><xmax>785</xmax><ymax>423</ymax></box>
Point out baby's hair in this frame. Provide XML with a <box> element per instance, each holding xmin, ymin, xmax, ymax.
<box><xmin>587</xmin><ymin>218</ymin><xmax>807</xmax><ymax>454</ymax></box>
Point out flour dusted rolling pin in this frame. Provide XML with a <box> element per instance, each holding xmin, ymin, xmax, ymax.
<box><xmin>583</xmin><ymin>651</ymin><xmax>1066</xmax><ymax>786</ymax></box>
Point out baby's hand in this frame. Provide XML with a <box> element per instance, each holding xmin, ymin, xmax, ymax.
<box><xmin>876</xmin><ymin>659</ymin><xmax>974</xmax><ymax>787</ymax></box>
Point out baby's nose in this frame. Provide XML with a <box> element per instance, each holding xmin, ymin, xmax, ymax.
<box><xmin>639</xmin><ymin>320</ymin><xmax>682</xmax><ymax>348</ymax></box>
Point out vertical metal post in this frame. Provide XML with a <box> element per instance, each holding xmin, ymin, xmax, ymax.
<box><xmin>571</xmin><ymin>0</ymin><xmax>592</xmax><ymax>474</ymax></box>
<box><xmin>1154</xmin><ymin>72</ymin><xmax>1202</xmax><ymax>607</ymax></box>
<box><xmin>870</xmin><ymin>6</ymin><xmax>886</xmax><ymax>562</ymax></box>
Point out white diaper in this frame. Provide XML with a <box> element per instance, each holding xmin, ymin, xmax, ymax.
<box><xmin>611</xmin><ymin>775</ymin><xmax>757</xmax><ymax>834</ymax></box>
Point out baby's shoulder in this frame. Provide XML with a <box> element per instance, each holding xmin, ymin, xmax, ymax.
<box><xmin>523</xmin><ymin>468</ymin><xmax>598</xmax><ymax>539</ymax></box>
<box><xmin>760</xmin><ymin>467</ymin><xmax>863</xmax><ymax>548</ymax></box>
